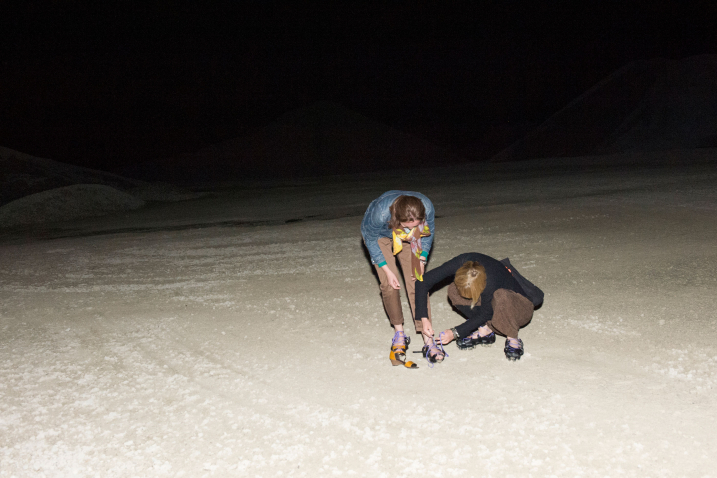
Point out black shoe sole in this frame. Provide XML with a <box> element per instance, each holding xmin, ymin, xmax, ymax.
<box><xmin>456</xmin><ymin>341</ymin><xmax>476</xmax><ymax>350</ymax></box>
<box><xmin>457</xmin><ymin>334</ymin><xmax>495</xmax><ymax>350</ymax></box>
<box><xmin>504</xmin><ymin>342</ymin><xmax>524</xmax><ymax>361</ymax></box>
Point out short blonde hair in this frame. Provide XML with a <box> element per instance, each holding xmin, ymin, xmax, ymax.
<box><xmin>453</xmin><ymin>261</ymin><xmax>486</xmax><ymax>308</ymax></box>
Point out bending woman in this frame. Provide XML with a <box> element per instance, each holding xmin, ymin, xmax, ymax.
<box><xmin>361</xmin><ymin>191</ymin><xmax>437</xmax><ymax>368</ymax></box>
<box><xmin>415</xmin><ymin>252</ymin><xmax>536</xmax><ymax>361</ymax></box>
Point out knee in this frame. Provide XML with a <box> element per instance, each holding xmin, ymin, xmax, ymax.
<box><xmin>493</xmin><ymin>289</ymin><xmax>510</xmax><ymax>301</ymax></box>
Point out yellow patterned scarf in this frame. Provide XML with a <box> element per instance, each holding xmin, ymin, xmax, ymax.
<box><xmin>392</xmin><ymin>222</ymin><xmax>431</xmax><ymax>281</ymax></box>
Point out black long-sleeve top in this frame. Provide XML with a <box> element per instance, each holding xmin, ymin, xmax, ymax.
<box><xmin>414</xmin><ymin>253</ymin><xmax>527</xmax><ymax>338</ymax></box>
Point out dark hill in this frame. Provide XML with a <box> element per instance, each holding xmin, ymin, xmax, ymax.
<box><xmin>126</xmin><ymin>101</ymin><xmax>466</xmax><ymax>184</ymax></box>
<box><xmin>0</xmin><ymin>146</ymin><xmax>141</xmax><ymax>206</ymax></box>
<box><xmin>492</xmin><ymin>55</ymin><xmax>717</xmax><ymax>162</ymax></box>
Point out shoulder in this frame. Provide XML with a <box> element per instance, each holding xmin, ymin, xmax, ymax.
<box><xmin>375</xmin><ymin>190</ymin><xmax>403</xmax><ymax>201</ymax></box>
<box><xmin>366</xmin><ymin>191</ymin><xmax>400</xmax><ymax>210</ymax></box>
<box><xmin>447</xmin><ymin>253</ymin><xmax>504</xmax><ymax>275</ymax></box>
<box><xmin>373</xmin><ymin>190</ymin><xmax>432</xmax><ymax>202</ymax></box>
<box><xmin>456</xmin><ymin>252</ymin><xmax>491</xmax><ymax>263</ymax></box>
<box><xmin>430</xmin><ymin>253</ymin><xmax>478</xmax><ymax>273</ymax></box>
<box><xmin>470</xmin><ymin>255</ymin><xmax>506</xmax><ymax>274</ymax></box>
<box><xmin>402</xmin><ymin>191</ymin><xmax>433</xmax><ymax>206</ymax></box>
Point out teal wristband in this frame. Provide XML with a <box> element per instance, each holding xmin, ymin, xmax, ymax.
<box><xmin>377</xmin><ymin>261</ymin><xmax>387</xmax><ymax>268</ymax></box>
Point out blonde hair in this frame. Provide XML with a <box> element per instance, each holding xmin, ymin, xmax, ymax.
<box><xmin>388</xmin><ymin>195</ymin><xmax>426</xmax><ymax>229</ymax></box>
<box><xmin>454</xmin><ymin>261</ymin><xmax>486</xmax><ymax>308</ymax></box>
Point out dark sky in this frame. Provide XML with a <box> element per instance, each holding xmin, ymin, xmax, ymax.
<box><xmin>1</xmin><ymin>1</ymin><xmax>715</xmax><ymax>172</ymax></box>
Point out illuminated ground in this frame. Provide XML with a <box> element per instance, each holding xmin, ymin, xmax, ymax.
<box><xmin>1</xmin><ymin>150</ymin><xmax>716</xmax><ymax>477</ymax></box>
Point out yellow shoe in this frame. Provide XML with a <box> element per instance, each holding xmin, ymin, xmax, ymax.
<box><xmin>390</xmin><ymin>331</ymin><xmax>418</xmax><ymax>368</ymax></box>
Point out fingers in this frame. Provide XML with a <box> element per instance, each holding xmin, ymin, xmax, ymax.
<box><xmin>386</xmin><ymin>271</ymin><xmax>401</xmax><ymax>289</ymax></box>
<box><xmin>440</xmin><ymin>330</ymin><xmax>454</xmax><ymax>344</ymax></box>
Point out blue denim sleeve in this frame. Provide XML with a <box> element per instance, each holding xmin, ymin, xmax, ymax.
<box><xmin>360</xmin><ymin>196</ymin><xmax>392</xmax><ymax>265</ymax></box>
<box><xmin>420</xmin><ymin>194</ymin><xmax>435</xmax><ymax>258</ymax></box>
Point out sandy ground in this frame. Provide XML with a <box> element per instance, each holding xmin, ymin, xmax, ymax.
<box><xmin>1</xmin><ymin>151</ymin><xmax>716</xmax><ymax>477</ymax></box>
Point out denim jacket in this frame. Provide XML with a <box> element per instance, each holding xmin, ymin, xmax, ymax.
<box><xmin>360</xmin><ymin>190</ymin><xmax>435</xmax><ymax>266</ymax></box>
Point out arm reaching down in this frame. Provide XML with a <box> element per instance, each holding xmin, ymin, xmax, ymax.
<box><xmin>414</xmin><ymin>253</ymin><xmax>476</xmax><ymax>321</ymax></box>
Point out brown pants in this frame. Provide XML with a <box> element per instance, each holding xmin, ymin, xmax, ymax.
<box><xmin>447</xmin><ymin>283</ymin><xmax>533</xmax><ymax>338</ymax></box>
<box><xmin>373</xmin><ymin>237</ymin><xmax>432</xmax><ymax>333</ymax></box>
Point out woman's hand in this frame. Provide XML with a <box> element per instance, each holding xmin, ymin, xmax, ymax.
<box><xmin>383</xmin><ymin>267</ymin><xmax>401</xmax><ymax>289</ymax></box>
<box><xmin>439</xmin><ymin>329</ymin><xmax>455</xmax><ymax>345</ymax></box>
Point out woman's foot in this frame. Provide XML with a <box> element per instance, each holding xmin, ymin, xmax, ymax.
<box><xmin>504</xmin><ymin>337</ymin><xmax>524</xmax><ymax>361</ymax></box>
<box><xmin>390</xmin><ymin>330</ymin><xmax>407</xmax><ymax>364</ymax></box>
<box><xmin>390</xmin><ymin>331</ymin><xmax>417</xmax><ymax>368</ymax></box>
<box><xmin>392</xmin><ymin>330</ymin><xmax>408</xmax><ymax>348</ymax></box>
<box><xmin>470</xmin><ymin>325</ymin><xmax>496</xmax><ymax>344</ymax></box>
<box><xmin>421</xmin><ymin>335</ymin><xmax>447</xmax><ymax>366</ymax></box>
<box><xmin>457</xmin><ymin>325</ymin><xmax>495</xmax><ymax>349</ymax></box>
<box><xmin>421</xmin><ymin>344</ymin><xmax>445</xmax><ymax>363</ymax></box>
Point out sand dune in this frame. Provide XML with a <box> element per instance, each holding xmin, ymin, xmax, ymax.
<box><xmin>0</xmin><ymin>146</ymin><xmax>202</xmax><ymax>226</ymax></box>
<box><xmin>493</xmin><ymin>55</ymin><xmax>717</xmax><ymax>161</ymax></box>
<box><xmin>0</xmin><ymin>146</ymin><xmax>142</xmax><ymax>206</ymax></box>
<box><xmin>0</xmin><ymin>184</ymin><xmax>145</xmax><ymax>228</ymax></box>
<box><xmin>128</xmin><ymin>101</ymin><xmax>466</xmax><ymax>184</ymax></box>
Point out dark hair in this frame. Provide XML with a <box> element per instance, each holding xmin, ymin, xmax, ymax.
<box><xmin>388</xmin><ymin>195</ymin><xmax>426</xmax><ymax>229</ymax></box>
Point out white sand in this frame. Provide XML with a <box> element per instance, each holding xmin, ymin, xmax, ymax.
<box><xmin>1</xmin><ymin>151</ymin><xmax>716</xmax><ymax>477</ymax></box>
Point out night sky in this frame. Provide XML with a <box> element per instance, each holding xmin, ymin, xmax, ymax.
<box><xmin>2</xmin><ymin>1</ymin><xmax>715</xmax><ymax>174</ymax></box>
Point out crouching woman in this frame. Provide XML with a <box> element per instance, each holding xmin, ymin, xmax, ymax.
<box><xmin>415</xmin><ymin>253</ymin><xmax>539</xmax><ymax>361</ymax></box>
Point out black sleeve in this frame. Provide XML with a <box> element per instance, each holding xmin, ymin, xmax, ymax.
<box><xmin>414</xmin><ymin>253</ymin><xmax>475</xmax><ymax>320</ymax></box>
<box><xmin>454</xmin><ymin>289</ymin><xmax>494</xmax><ymax>338</ymax></box>
<box><xmin>453</xmin><ymin>304</ymin><xmax>480</xmax><ymax>322</ymax></box>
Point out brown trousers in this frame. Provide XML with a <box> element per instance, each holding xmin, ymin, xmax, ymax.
<box><xmin>373</xmin><ymin>237</ymin><xmax>432</xmax><ymax>333</ymax></box>
<box><xmin>447</xmin><ymin>283</ymin><xmax>533</xmax><ymax>338</ymax></box>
